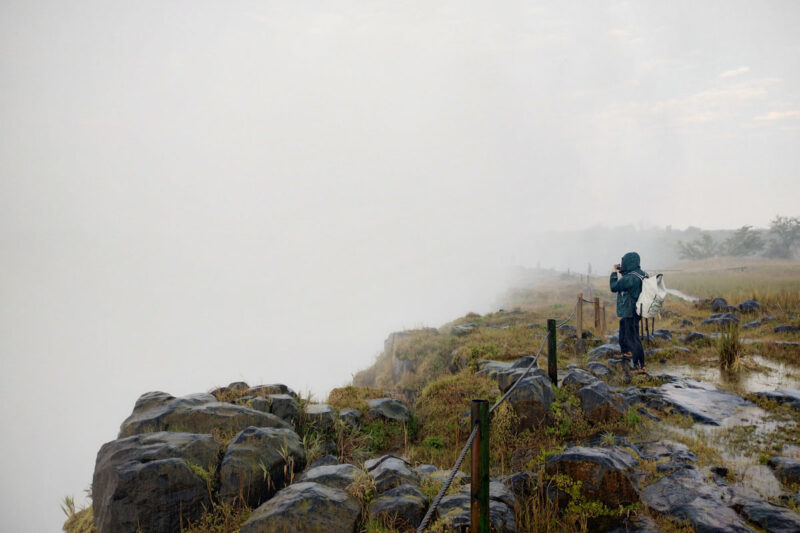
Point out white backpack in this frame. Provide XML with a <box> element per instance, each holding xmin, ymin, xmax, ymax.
<box><xmin>632</xmin><ymin>272</ymin><xmax>667</xmax><ymax>318</ymax></box>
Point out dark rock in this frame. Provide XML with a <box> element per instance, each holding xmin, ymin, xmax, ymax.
<box><xmin>502</xmin><ymin>471</ymin><xmax>538</xmax><ymax>500</ymax></box>
<box><xmin>756</xmin><ymin>389</ymin><xmax>800</xmax><ymax>407</ymax></box>
<box><xmin>239</xmin><ymin>482</ymin><xmax>360</xmax><ymax>533</ymax></box>
<box><xmin>296</xmin><ymin>463</ymin><xmax>360</xmax><ymax>490</ymax></box>
<box><xmin>510</xmin><ymin>355</ymin><xmax>538</xmax><ymax>369</ymax></box>
<box><xmin>92</xmin><ymin>432</ymin><xmax>222</xmax><ymax>533</ymax></box>
<box><xmin>678</xmin><ymin>319</ymin><xmax>694</xmax><ymax>328</ymax></box>
<box><xmin>682</xmin><ymin>331</ymin><xmax>709</xmax><ymax>344</ymax></box>
<box><xmin>249</xmin><ymin>394</ymin><xmax>299</xmax><ymax>423</ymax></box>
<box><xmin>559</xmin><ymin>324</ymin><xmax>577</xmax><ymax>333</ymax></box>
<box><xmin>220</xmin><ymin>427</ymin><xmax>306</xmax><ymax>507</ymax></box>
<box><xmin>739</xmin><ymin>300</ymin><xmax>762</xmax><ymax>313</ymax></box>
<box><xmin>368</xmin><ymin>484</ymin><xmax>428</xmax><ymax>530</ymax></box>
<box><xmin>366</xmin><ymin>398</ymin><xmax>410</xmax><ymax>423</ymax></box>
<box><xmin>703</xmin><ymin>312</ymin><xmax>739</xmax><ymax>327</ymax></box>
<box><xmin>456</xmin><ymin>480</ymin><xmax>516</xmax><ymax>508</ymax></box>
<box><xmin>775</xmin><ymin>325</ymin><xmax>800</xmax><ymax>334</ymax></box>
<box><xmin>637</xmin><ymin>440</ymin><xmax>697</xmax><ymax>463</ymax></box>
<box><xmin>506</xmin><ymin>375</ymin><xmax>554</xmax><ymax>431</ymax></box>
<box><xmin>575</xmin><ymin>381</ymin><xmax>629</xmax><ymax>423</ymax></box>
<box><xmin>435</xmin><ymin>494</ymin><xmax>516</xmax><ymax>533</ymax></box>
<box><xmin>774</xmin><ymin>341</ymin><xmax>800</xmax><ymax>348</ymax></box>
<box><xmin>309</xmin><ymin>455</ymin><xmax>339</xmax><ymax>468</ymax></box>
<box><xmin>711</xmin><ymin>297</ymin><xmax>729</xmax><ymax>312</ymax></box>
<box><xmin>588</xmin><ymin>343</ymin><xmax>622</xmax><ymax>359</ymax></box>
<box><xmin>654</xmin><ymin>378</ymin><xmax>754</xmax><ymax>425</ymax></box>
<box><xmin>477</xmin><ymin>360</ymin><xmax>513</xmax><ymax>379</ymax></box>
<box><xmin>737</xmin><ymin>498</ymin><xmax>800</xmax><ymax>533</ymax></box>
<box><xmin>228</xmin><ymin>381</ymin><xmax>250</xmax><ymax>391</ymax></box>
<box><xmin>497</xmin><ymin>367</ymin><xmax>547</xmax><ymax>393</ymax></box>
<box><xmin>338</xmin><ymin>408</ymin><xmax>362</xmax><ymax>427</ymax></box>
<box><xmin>413</xmin><ymin>464</ymin><xmax>438</xmax><ymax>478</ymax></box>
<box><xmin>585</xmin><ymin>361</ymin><xmax>612</xmax><ymax>380</ymax></box>
<box><xmin>742</xmin><ymin>320</ymin><xmax>762</xmax><ymax>329</ymax></box>
<box><xmin>768</xmin><ymin>457</ymin><xmax>800</xmax><ymax>486</ymax></box>
<box><xmin>711</xmin><ymin>466</ymin><xmax>729</xmax><ymax>477</ymax></box>
<box><xmin>365</xmin><ymin>455</ymin><xmax>419</xmax><ymax>493</ymax></box>
<box><xmin>249</xmin><ymin>383</ymin><xmax>298</xmax><ymax>399</ymax></box>
<box><xmin>561</xmin><ymin>368</ymin><xmax>598</xmax><ymax>389</ymax></box>
<box><xmin>304</xmin><ymin>404</ymin><xmax>336</xmax><ymax>431</ymax></box>
<box><xmin>651</xmin><ymin>329</ymin><xmax>672</xmax><ymax>341</ymax></box>
<box><xmin>762</xmin><ymin>315</ymin><xmax>777</xmax><ymax>323</ymax></box>
<box><xmin>451</xmin><ymin>323</ymin><xmax>478</xmax><ymax>336</ymax></box>
<box><xmin>640</xmin><ymin>467</ymin><xmax>752</xmax><ymax>533</ymax></box>
<box><xmin>118</xmin><ymin>391</ymin><xmax>290</xmax><ymax>438</ymax></box>
<box><xmin>545</xmin><ymin>446</ymin><xmax>638</xmax><ymax>507</ymax></box>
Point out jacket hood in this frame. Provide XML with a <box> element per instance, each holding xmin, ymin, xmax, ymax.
<box><xmin>620</xmin><ymin>252</ymin><xmax>640</xmax><ymax>273</ymax></box>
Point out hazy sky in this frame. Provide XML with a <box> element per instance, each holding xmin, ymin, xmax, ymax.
<box><xmin>2</xmin><ymin>1</ymin><xmax>799</xmax><ymax>531</ymax></box>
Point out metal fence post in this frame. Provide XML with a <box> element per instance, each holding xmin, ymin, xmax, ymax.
<box><xmin>547</xmin><ymin>319</ymin><xmax>557</xmax><ymax>385</ymax></box>
<box><xmin>470</xmin><ymin>400</ymin><xmax>490</xmax><ymax>533</ymax></box>
<box><xmin>594</xmin><ymin>297</ymin><xmax>601</xmax><ymax>332</ymax></box>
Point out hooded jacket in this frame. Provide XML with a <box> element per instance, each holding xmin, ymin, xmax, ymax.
<box><xmin>609</xmin><ymin>251</ymin><xmax>647</xmax><ymax>318</ymax></box>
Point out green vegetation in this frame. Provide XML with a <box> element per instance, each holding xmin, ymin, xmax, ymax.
<box><xmin>718</xmin><ymin>323</ymin><xmax>742</xmax><ymax>371</ymax></box>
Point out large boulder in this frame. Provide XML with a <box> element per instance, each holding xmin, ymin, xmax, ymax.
<box><xmin>249</xmin><ymin>383</ymin><xmax>298</xmax><ymax>398</ymax></box>
<box><xmin>219</xmin><ymin>426</ymin><xmax>306</xmax><ymax>507</ymax></box>
<box><xmin>368</xmin><ymin>484</ymin><xmax>428</xmax><ymax>530</ymax></box>
<box><xmin>768</xmin><ymin>457</ymin><xmax>800</xmax><ymax>486</ymax></box>
<box><xmin>736</xmin><ymin>497</ymin><xmax>800</xmax><ymax>533</ymax></box>
<box><xmin>507</xmin><ymin>375</ymin><xmax>554</xmax><ymax>431</ymax></box>
<box><xmin>497</xmin><ymin>367</ymin><xmax>548</xmax><ymax>393</ymax></box>
<box><xmin>365</xmin><ymin>455</ymin><xmax>420</xmax><ymax>493</ymax></box>
<box><xmin>434</xmin><ymin>493</ymin><xmax>516</xmax><ymax>533</ymax></box>
<box><xmin>249</xmin><ymin>394</ymin><xmax>299</xmax><ymax>424</ymax></box>
<box><xmin>119</xmin><ymin>391</ymin><xmax>290</xmax><ymax>438</ymax></box>
<box><xmin>545</xmin><ymin>446</ymin><xmax>638</xmax><ymax>507</ymax></box>
<box><xmin>366</xmin><ymin>398</ymin><xmax>410</xmax><ymax>423</ymax></box>
<box><xmin>561</xmin><ymin>368</ymin><xmax>598</xmax><ymax>389</ymax></box>
<box><xmin>575</xmin><ymin>381</ymin><xmax>629</xmax><ymax>424</ymax></box>
<box><xmin>640</xmin><ymin>467</ymin><xmax>752</xmax><ymax>532</ymax></box>
<box><xmin>711</xmin><ymin>297</ymin><xmax>728</xmax><ymax>312</ymax></box>
<box><xmin>654</xmin><ymin>378</ymin><xmax>754</xmax><ymax>425</ymax></box>
<box><xmin>588</xmin><ymin>344</ymin><xmax>622</xmax><ymax>359</ymax></box>
<box><xmin>239</xmin><ymin>482</ymin><xmax>361</xmax><ymax>533</ymax></box>
<box><xmin>92</xmin><ymin>431</ymin><xmax>222</xmax><ymax>533</ymax></box>
<box><xmin>297</xmin><ymin>463</ymin><xmax>361</xmax><ymax>490</ymax></box>
<box><xmin>304</xmin><ymin>404</ymin><xmax>336</xmax><ymax>431</ymax></box>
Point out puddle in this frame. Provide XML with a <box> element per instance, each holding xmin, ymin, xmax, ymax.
<box><xmin>657</xmin><ymin>355</ymin><xmax>800</xmax><ymax>395</ymax></box>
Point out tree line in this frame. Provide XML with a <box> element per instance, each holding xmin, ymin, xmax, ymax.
<box><xmin>677</xmin><ymin>215</ymin><xmax>800</xmax><ymax>260</ymax></box>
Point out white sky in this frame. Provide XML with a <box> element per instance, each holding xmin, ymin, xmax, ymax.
<box><xmin>1</xmin><ymin>1</ymin><xmax>799</xmax><ymax>531</ymax></box>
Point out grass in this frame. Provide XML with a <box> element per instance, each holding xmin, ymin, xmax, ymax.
<box><xmin>718</xmin><ymin>323</ymin><xmax>742</xmax><ymax>371</ymax></box>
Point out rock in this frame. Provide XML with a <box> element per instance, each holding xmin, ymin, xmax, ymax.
<box><xmin>435</xmin><ymin>494</ymin><xmax>516</xmax><ymax>533</ymax></box>
<box><xmin>559</xmin><ymin>324</ymin><xmax>577</xmax><ymax>333</ymax></box>
<box><xmin>742</xmin><ymin>320</ymin><xmax>762</xmax><ymax>329</ymax></box>
<box><xmin>477</xmin><ymin>360</ymin><xmax>513</xmax><ymax>379</ymax></box>
<box><xmin>545</xmin><ymin>446</ymin><xmax>638</xmax><ymax>507</ymax></box>
<box><xmin>589</xmin><ymin>343</ymin><xmax>622</xmax><ymax>359</ymax></box>
<box><xmin>366</xmin><ymin>398</ymin><xmax>410</xmax><ymax>423</ymax></box>
<box><xmin>739</xmin><ymin>300</ymin><xmax>762</xmax><ymax>313</ymax></box>
<box><xmin>678</xmin><ymin>319</ymin><xmax>694</xmax><ymax>328</ymax></box>
<box><xmin>682</xmin><ymin>331</ymin><xmax>709</xmax><ymax>344</ymax></box>
<box><xmin>451</xmin><ymin>323</ymin><xmax>478</xmax><ymax>336</ymax></box>
<box><xmin>497</xmin><ymin>367</ymin><xmax>548</xmax><ymax>393</ymax></box>
<box><xmin>338</xmin><ymin>408</ymin><xmax>362</xmax><ymax>427</ymax></box>
<box><xmin>637</xmin><ymin>440</ymin><xmax>697</xmax><ymax>463</ymax></box>
<box><xmin>92</xmin><ymin>432</ymin><xmax>222</xmax><ymax>533</ymax></box>
<box><xmin>220</xmin><ymin>427</ymin><xmax>306</xmax><ymax>507</ymax></box>
<box><xmin>768</xmin><ymin>457</ymin><xmax>800</xmax><ymax>486</ymax></box>
<box><xmin>651</xmin><ymin>329</ymin><xmax>672</xmax><ymax>341</ymax></box>
<box><xmin>774</xmin><ymin>341</ymin><xmax>800</xmax><ymax>348</ymax></box>
<box><xmin>711</xmin><ymin>466</ymin><xmax>729</xmax><ymax>477</ymax></box>
<box><xmin>711</xmin><ymin>297</ymin><xmax>729</xmax><ymax>312</ymax></box>
<box><xmin>763</xmin><ymin>315</ymin><xmax>777</xmax><ymax>323</ymax></box>
<box><xmin>737</xmin><ymin>498</ymin><xmax>800</xmax><ymax>533</ymax></box>
<box><xmin>585</xmin><ymin>362</ymin><xmax>612</xmax><ymax>380</ymax></box>
<box><xmin>575</xmin><ymin>381</ymin><xmax>629</xmax><ymax>423</ymax></box>
<box><xmin>510</xmin><ymin>355</ymin><xmax>538</xmax><ymax>369</ymax></box>
<box><xmin>755</xmin><ymin>389</ymin><xmax>800</xmax><ymax>407</ymax></box>
<box><xmin>414</xmin><ymin>464</ymin><xmax>438</xmax><ymax>478</ymax></box>
<box><xmin>502</xmin><ymin>471</ymin><xmax>538</xmax><ymax>500</ymax></box>
<box><xmin>228</xmin><ymin>381</ymin><xmax>250</xmax><ymax>391</ymax></box>
<box><xmin>561</xmin><ymin>368</ymin><xmax>597</xmax><ymax>389</ymax></box>
<box><xmin>304</xmin><ymin>404</ymin><xmax>336</xmax><ymax>431</ymax></box>
<box><xmin>654</xmin><ymin>378</ymin><xmax>754</xmax><ymax>425</ymax></box>
<box><xmin>297</xmin><ymin>463</ymin><xmax>361</xmax><ymax>490</ymax></box>
<box><xmin>309</xmin><ymin>455</ymin><xmax>339</xmax><ymax>468</ymax></box>
<box><xmin>456</xmin><ymin>480</ymin><xmax>517</xmax><ymax>508</ymax></box>
<box><xmin>239</xmin><ymin>482</ymin><xmax>360</xmax><ymax>533</ymax></box>
<box><xmin>118</xmin><ymin>391</ymin><xmax>290</xmax><ymax>438</ymax></box>
<box><xmin>249</xmin><ymin>383</ymin><xmax>298</xmax><ymax>399</ymax></box>
<box><xmin>368</xmin><ymin>484</ymin><xmax>428</xmax><ymax>530</ymax></box>
<box><xmin>640</xmin><ymin>467</ymin><xmax>752</xmax><ymax>533</ymax></box>
<box><xmin>365</xmin><ymin>455</ymin><xmax>420</xmax><ymax>493</ymax></box>
<box><xmin>506</xmin><ymin>375</ymin><xmax>554</xmax><ymax>431</ymax></box>
<box><xmin>249</xmin><ymin>394</ymin><xmax>299</xmax><ymax>423</ymax></box>
<box><xmin>702</xmin><ymin>312</ymin><xmax>739</xmax><ymax>327</ymax></box>
<box><xmin>775</xmin><ymin>325</ymin><xmax>800</xmax><ymax>334</ymax></box>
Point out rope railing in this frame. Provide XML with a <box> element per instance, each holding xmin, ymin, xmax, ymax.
<box><xmin>415</xmin><ymin>302</ymin><xmax>578</xmax><ymax>532</ymax></box>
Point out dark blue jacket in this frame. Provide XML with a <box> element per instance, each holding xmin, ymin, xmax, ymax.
<box><xmin>610</xmin><ymin>252</ymin><xmax>647</xmax><ymax>318</ymax></box>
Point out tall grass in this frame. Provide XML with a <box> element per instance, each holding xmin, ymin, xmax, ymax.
<box><xmin>718</xmin><ymin>323</ymin><xmax>742</xmax><ymax>371</ymax></box>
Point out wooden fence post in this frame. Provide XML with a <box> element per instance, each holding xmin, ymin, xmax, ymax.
<box><xmin>471</xmin><ymin>400</ymin><xmax>490</xmax><ymax>533</ymax></box>
<box><xmin>602</xmin><ymin>303</ymin><xmax>607</xmax><ymax>336</ymax></box>
<box><xmin>594</xmin><ymin>297</ymin><xmax>601</xmax><ymax>333</ymax></box>
<box><xmin>576</xmin><ymin>293</ymin><xmax>585</xmax><ymax>353</ymax></box>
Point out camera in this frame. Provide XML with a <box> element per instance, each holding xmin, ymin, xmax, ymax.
<box><xmin>615</xmin><ymin>263</ymin><xmax>622</xmax><ymax>271</ymax></box>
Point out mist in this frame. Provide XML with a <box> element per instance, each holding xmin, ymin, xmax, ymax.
<box><xmin>2</xmin><ymin>1</ymin><xmax>799</xmax><ymax>531</ymax></box>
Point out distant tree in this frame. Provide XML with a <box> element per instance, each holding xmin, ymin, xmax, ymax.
<box><xmin>677</xmin><ymin>233</ymin><xmax>719</xmax><ymax>260</ymax></box>
<box><xmin>722</xmin><ymin>225</ymin><xmax>765</xmax><ymax>256</ymax></box>
<box><xmin>765</xmin><ymin>215</ymin><xmax>800</xmax><ymax>259</ymax></box>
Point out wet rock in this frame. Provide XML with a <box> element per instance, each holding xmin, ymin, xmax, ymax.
<box><xmin>413</xmin><ymin>464</ymin><xmax>438</xmax><ymax>478</ymax></box>
<box><xmin>739</xmin><ymin>300</ymin><xmax>762</xmax><ymax>313</ymax></box>
<box><xmin>756</xmin><ymin>389</ymin><xmax>800</xmax><ymax>408</ymax></box>
<box><xmin>637</xmin><ymin>440</ymin><xmax>697</xmax><ymax>463</ymax></box>
<box><xmin>304</xmin><ymin>404</ymin><xmax>336</xmax><ymax>431</ymax></box>
<box><xmin>118</xmin><ymin>391</ymin><xmax>290</xmax><ymax>438</ymax></box>
<box><xmin>296</xmin><ymin>463</ymin><xmax>360</xmax><ymax>490</ymax></box>
<box><xmin>575</xmin><ymin>381</ymin><xmax>629</xmax><ymax>423</ymax></box>
<box><xmin>93</xmin><ymin>432</ymin><xmax>223</xmax><ymax>533</ymax></box>
<box><xmin>651</xmin><ymin>329</ymin><xmax>672</xmax><ymax>341</ymax></box>
<box><xmin>249</xmin><ymin>383</ymin><xmax>298</xmax><ymax>399</ymax></box>
<box><xmin>588</xmin><ymin>343</ymin><xmax>622</xmax><ymax>359</ymax></box>
<box><xmin>456</xmin><ymin>480</ymin><xmax>517</xmax><ymax>508</ymax></box>
<box><xmin>585</xmin><ymin>361</ymin><xmax>612</xmax><ymax>380</ymax></box>
<box><xmin>711</xmin><ymin>297</ymin><xmax>729</xmax><ymax>312</ymax></box>
<box><xmin>763</xmin><ymin>315</ymin><xmax>777</xmax><ymax>323</ymax></box>
<box><xmin>559</xmin><ymin>324</ymin><xmax>577</xmax><ymax>333</ymax></box>
<box><xmin>506</xmin><ymin>375</ymin><xmax>554</xmax><ymax>431</ymax></box>
<box><xmin>309</xmin><ymin>455</ymin><xmax>339</xmax><ymax>468</ymax></box>
<box><xmin>366</xmin><ymin>398</ymin><xmax>410</xmax><ymax>423</ymax></box>
<box><xmin>737</xmin><ymin>498</ymin><xmax>800</xmax><ymax>533</ymax></box>
<box><xmin>774</xmin><ymin>341</ymin><xmax>800</xmax><ymax>348</ymax></box>
<box><xmin>641</xmin><ymin>467</ymin><xmax>750</xmax><ymax>533</ymax></box>
<box><xmin>645</xmin><ymin>346</ymin><xmax>691</xmax><ymax>357</ymax></box>
<box><xmin>220</xmin><ymin>427</ymin><xmax>306</xmax><ymax>507</ymax></box>
<box><xmin>768</xmin><ymin>457</ymin><xmax>800</xmax><ymax>486</ymax></box>
<box><xmin>497</xmin><ymin>367</ymin><xmax>548</xmax><ymax>393</ymax></box>
<box><xmin>368</xmin><ymin>484</ymin><xmax>428</xmax><ymax>530</ymax></box>
<box><xmin>338</xmin><ymin>408</ymin><xmax>362</xmax><ymax>427</ymax></box>
<box><xmin>775</xmin><ymin>325</ymin><xmax>800</xmax><ymax>334</ymax></box>
<box><xmin>711</xmin><ymin>466</ymin><xmax>730</xmax><ymax>477</ymax></box>
<box><xmin>682</xmin><ymin>331</ymin><xmax>709</xmax><ymax>344</ymax></box>
<box><xmin>239</xmin><ymin>482</ymin><xmax>360</xmax><ymax>533</ymax></box>
<box><xmin>365</xmin><ymin>455</ymin><xmax>420</xmax><ymax>493</ymax></box>
<box><xmin>654</xmin><ymin>378</ymin><xmax>754</xmax><ymax>425</ymax></box>
<box><xmin>478</xmin><ymin>360</ymin><xmax>513</xmax><ymax>379</ymax></box>
<box><xmin>743</xmin><ymin>320</ymin><xmax>762</xmax><ymax>329</ymax></box>
<box><xmin>510</xmin><ymin>355</ymin><xmax>538</xmax><ymax>369</ymax></box>
<box><xmin>678</xmin><ymin>319</ymin><xmax>694</xmax><ymax>328</ymax></box>
<box><xmin>545</xmin><ymin>446</ymin><xmax>638</xmax><ymax>507</ymax></box>
<box><xmin>561</xmin><ymin>368</ymin><xmax>598</xmax><ymax>389</ymax></box>
<box><xmin>703</xmin><ymin>312</ymin><xmax>739</xmax><ymax>327</ymax></box>
<box><xmin>435</xmin><ymin>494</ymin><xmax>516</xmax><ymax>533</ymax></box>
<box><xmin>249</xmin><ymin>394</ymin><xmax>299</xmax><ymax>423</ymax></box>
<box><xmin>451</xmin><ymin>323</ymin><xmax>478</xmax><ymax>336</ymax></box>
<box><xmin>502</xmin><ymin>471</ymin><xmax>538</xmax><ymax>500</ymax></box>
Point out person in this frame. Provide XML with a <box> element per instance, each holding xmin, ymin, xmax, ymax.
<box><xmin>610</xmin><ymin>252</ymin><xmax>647</xmax><ymax>373</ymax></box>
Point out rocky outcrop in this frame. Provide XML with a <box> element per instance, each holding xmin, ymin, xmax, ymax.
<box><xmin>368</xmin><ymin>484</ymin><xmax>428</xmax><ymax>530</ymax></box>
<box><xmin>92</xmin><ymin>432</ymin><xmax>222</xmax><ymax>533</ymax></box>
<box><xmin>575</xmin><ymin>381</ymin><xmax>629</xmax><ymax>423</ymax></box>
<box><xmin>249</xmin><ymin>394</ymin><xmax>299</xmax><ymax>423</ymax></box>
<box><xmin>296</xmin><ymin>463</ymin><xmax>361</xmax><ymax>490</ymax></box>
<box><xmin>506</xmin><ymin>375</ymin><xmax>554</xmax><ymax>431</ymax></box>
<box><xmin>304</xmin><ymin>404</ymin><xmax>336</xmax><ymax>431</ymax></box>
<box><xmin>366</xmin><ymin>398</ymin><xmax>410</xmax><ymax>423</ymax></box>
<box><xmin>219</xmin><ymin>426</ymin><xmax>305</xmax><ymax>507</ymax></box>
<box><xmin>654</xmin><ymin>378</ymin><xmax>754</xmax><ymax>425</ymax></box>
<box><xmin>366</xmin><ymin>455</ymin><xmax>420</xmax><ymax>493</ymax></box>
<box><xmin>435</xmin><ymin>486</ymin><xmax>517</xmax><ymax>533</ymax></box>
<box><xmin>768</xmin><ymin>457</ymin><xmax>800</xmax><ymax>486</ymax></box>
<box><xmin>545</xmin><ymin>446</ymin><xmax>638</xmax><ymax>507</ymax></box>
<box><xmin>119</xmin><ymin>391</ymin><xmax>289</xmax><ymax>438</ymax></box>
<box><xmin>239</xmin><ymin>482</ymin><xmax>361</xmax><ymax>533</ymax></box>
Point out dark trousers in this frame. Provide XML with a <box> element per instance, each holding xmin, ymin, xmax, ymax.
<box><xmin>619</xmin><ymin>317</ymin><xmax>645</xmax><ymax>369</ymax></box>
